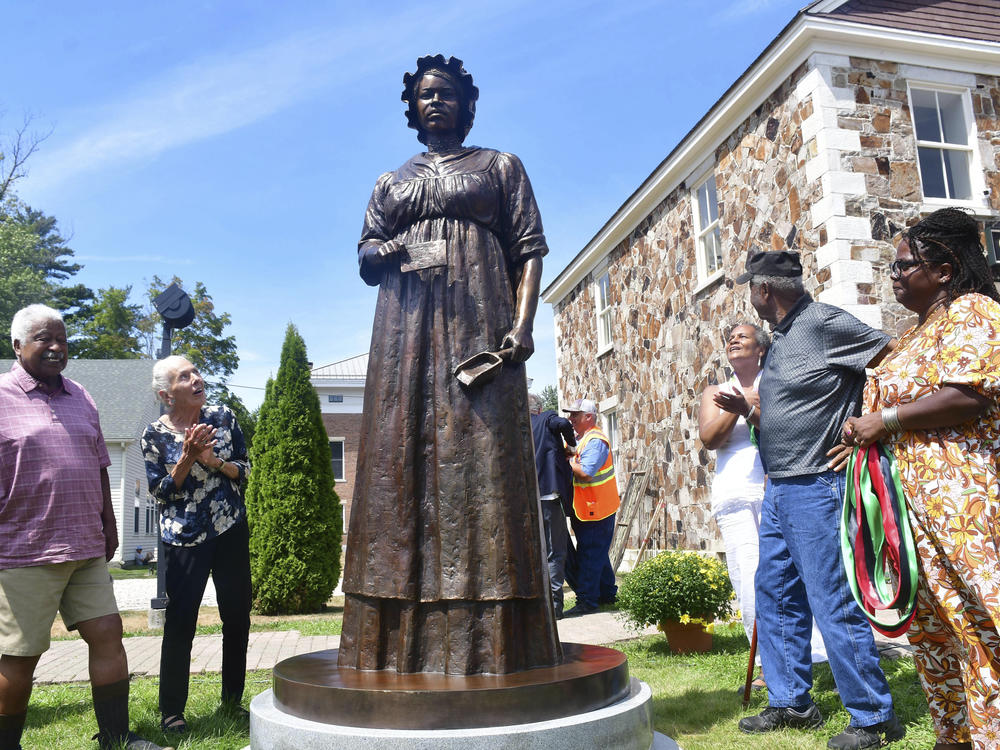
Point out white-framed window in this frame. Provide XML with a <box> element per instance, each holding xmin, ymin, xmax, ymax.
<box><xmin>907</xmin><ymin>84</ymin><xmax>979</xmax><ymax>202</ymax></box>
<box><xmin>602</xmin><ymin>409</ymin><xmax>619</xmax><ymax>455</ymax></box>
<box><xmin>595</xmin><ymin>270</ymin><xmax>613</xmax><ymax>353</ymax></box>
<box><xmin>693</xmin><ymin>173</ymin><xmax>723</xmax><ymax>283</ymax></box>
<box><xmin>329</xmin><ymin>439</ymin><xmax>345</xmax><ymax>482</ymax></box>
<box><xmin>601</xmin><ymin>407</ymin><xmax>624</xmax><ymax>490</ymax></box>
<box><xmin>328</xmin><ymin>394</ymin><xmax>343</xmax><ymax>403</ymax></box>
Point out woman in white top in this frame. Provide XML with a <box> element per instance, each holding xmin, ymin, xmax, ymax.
<box><xmin>699</xmin><ymin>323</ymin><xmax>767</xmax><ymax>649</ymax></box>
<box><xmin>699</xmin><ymin>323</ymin><xmax>827</xmax><ymax>682</ymax></box>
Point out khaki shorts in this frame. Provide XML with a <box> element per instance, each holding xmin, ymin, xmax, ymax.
<box><xmin>0</xmin><ymin>557</ymin><xmax>119</xmax><ymax>656</ymax></box>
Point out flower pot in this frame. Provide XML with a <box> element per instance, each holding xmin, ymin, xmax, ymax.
<box><xmin>659</xmin><ymin>619</ymin><xmax>713</xmax><ymax>653</ymax></box>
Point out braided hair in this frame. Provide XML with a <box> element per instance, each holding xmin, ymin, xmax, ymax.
<box><xmin>905</xmin><ymin>207</ymin><xmax>1000</xmax><ymax>304</ymax></box>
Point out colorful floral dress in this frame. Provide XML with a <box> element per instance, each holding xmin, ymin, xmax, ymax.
<box><xmin>863</xmin><ymin>293</ymin><xmax>1000</xmax><ymax>747</ymax></box>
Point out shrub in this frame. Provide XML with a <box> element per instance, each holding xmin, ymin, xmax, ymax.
<box><xmin>246</xmin><ymin>324</ymin><xmax>343</xmax><ymax>614</ymax></box>
<box><xmin>617</xmin><ymin>550</ymin><xmax>733</xmax><ymax>631</ymax></box>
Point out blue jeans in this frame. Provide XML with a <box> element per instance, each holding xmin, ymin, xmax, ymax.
<box><xmin>756</xmin><ymin>471</ymin><xmax>894</xmax><ymax>726</ymax></box>
<box><xmin>566</xmin><ymin>513</ymin><xmax>617</xmax><ymax>610</ymax></box>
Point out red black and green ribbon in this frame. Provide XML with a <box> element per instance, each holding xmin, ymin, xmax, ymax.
<box><xmin>840</xmin><ymin>443</ymin><xmax>918</xmax><ymax>638</ymax></box>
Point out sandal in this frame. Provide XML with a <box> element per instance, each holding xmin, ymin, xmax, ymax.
<box><xmin>160</xmin><ymin>714</ymin><xmax>187</xmax><ymax>734</ymax></box>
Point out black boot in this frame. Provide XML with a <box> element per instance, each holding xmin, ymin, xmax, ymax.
<box><xmin>0</xmin><ymin>710</ymin><xmax>26</xmax><ymax>750</ymax></box>
<box><xmin>91</xmin><ymin>679</ymin><xmax>172</xmax><ymax>750</ymax></box>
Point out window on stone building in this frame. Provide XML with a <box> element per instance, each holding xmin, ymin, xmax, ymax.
<box><xmin>601</xmin><ymin>407</ymin><xmax>623</xmax><ymax>489</ymax></box>
<box><xmin>595</xmin><ymin>271</ymin><xmax>613</xmax><ymax>352</ymax></box>
<box><xmin>329</xmin><ymin>439</ymin><xmax>345</xmax><ymax>482</ymax></box>
<box><xmin>694</xmin><ymin>174</ymin><xmax>723</xmax><ymax>282</ymax></box>
<box><xmin>908</xmin><ymin>85</ymin><xmax>975</xmax><ymax>201</ymax></box>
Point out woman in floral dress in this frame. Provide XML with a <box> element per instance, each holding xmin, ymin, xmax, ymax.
<box><xmin>842</xmin><ymin>208</ymin><xmax>1000</xmax><ymax>750</ymax></box>
<box><xmin>337</xmin><ymin>55</ymin><xmax>560</xmax><ymax>675</ymax></box>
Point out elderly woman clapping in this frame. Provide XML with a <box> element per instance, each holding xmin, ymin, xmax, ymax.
<box><xmin>140</xmin><ymin>356</ymin><xmax>251</xmax><ymax>735</ymax></box>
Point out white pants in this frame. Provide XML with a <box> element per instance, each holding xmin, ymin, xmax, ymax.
<box><xmin>715</xmin><ymin>499</ymin><xmax>828</xmax><ymax>665</ymax></box>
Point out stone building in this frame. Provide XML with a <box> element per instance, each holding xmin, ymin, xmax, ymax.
<box><xmin>542</xmin><ymin>0</ymin><xmax>1000</xmax><ymax>555</ymax></box>
<box><xmin>311</xmin><ymin>353</ymin><xmax>366</xmax><ymax>529</ymax></box>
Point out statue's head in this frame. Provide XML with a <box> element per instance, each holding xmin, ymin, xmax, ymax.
<box><xmin>402</xmin><ymin>55</ymin><xmax>479</xmax><ymax>145</ymax></box>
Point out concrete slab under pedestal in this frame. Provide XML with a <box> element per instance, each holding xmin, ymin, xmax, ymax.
<box><xmin>248</xmin><ymin>676</ymin><xmax>680</xmax><ymax>749</ymax></box>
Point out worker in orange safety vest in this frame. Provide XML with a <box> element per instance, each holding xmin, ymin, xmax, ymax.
<box><xmin>563</xmin><ymin>398</ymin><xmax>619</xmax><ymax>617</ymax></box>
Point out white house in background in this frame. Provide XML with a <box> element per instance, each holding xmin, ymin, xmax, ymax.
<box><xmin>310</xmin><ymin>353</ymin><xmax>367</xmax><ymax>529</ymax></box>
<box><xmin>1</xmin><ymin>358</ymin><xmax>160</xmax><ymax>563</ymax></box>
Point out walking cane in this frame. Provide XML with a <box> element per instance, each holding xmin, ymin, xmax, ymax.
<box><xmin>741</xmin><ymin>619</ymin><xmax>758</xmax><ymax>709</ymax></box>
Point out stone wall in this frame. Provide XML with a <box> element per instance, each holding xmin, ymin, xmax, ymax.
<box><xmin>552</xmin><ymin>51</ymin><xmax>1000</xmax><ymax>554</ymax></box>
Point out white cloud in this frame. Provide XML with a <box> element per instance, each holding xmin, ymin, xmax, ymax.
<box><xmin>76</xmin><ymin>254</ymin><xmax>194</xmax><ymax>264</ymax></box>
<box><xmin>25</xmin><ymin>16</ymin><xmax>407</xmax><ymax>193</ymax></box>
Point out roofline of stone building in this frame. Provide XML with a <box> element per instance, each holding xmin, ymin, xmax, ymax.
<box><xmin>541</xmin><ymin>8</ymin><xmax>1000</xmax><ymax>305</ymax></box>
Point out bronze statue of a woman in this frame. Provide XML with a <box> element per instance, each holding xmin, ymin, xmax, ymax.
<box><xmin>338</xmin><ymin>55</ymin><xmax>562</xmax><ymax>675</ymax></box>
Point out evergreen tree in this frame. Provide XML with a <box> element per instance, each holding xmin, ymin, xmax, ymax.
<box><xmin>0</xmin><ymin>204</ymin><xmax>94</xmax><ymax>357</ymax></box>
<box><xmin>540</xmin><ymin>384</ymin><xmax>560</xmax><ymax>412</ymax></box>
<box><xmin>245</xmin><ymin>324</ymin><xmax>342</xmax><ymax>614</ymax></box>
<box><xmin>218</xmin><ymin>388</ymin><xmax>257</xmax><ymax>450</ymax></box>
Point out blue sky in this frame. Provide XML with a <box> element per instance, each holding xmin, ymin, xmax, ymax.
<box><xmin>5</xmin><ymin>0</ymin><xmax>805</xmax><ymax>408</ymax></box>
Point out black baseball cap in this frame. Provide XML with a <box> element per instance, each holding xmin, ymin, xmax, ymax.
<box><xmin>734</xmin><ymin>250</ymin><xmax>802</xmax><ymax>284</ymax></box>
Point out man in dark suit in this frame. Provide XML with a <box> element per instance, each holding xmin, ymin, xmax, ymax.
<box><xmin>529</xmin><ymin>395</ymin><xmax>577</xmax><ymax>619</ymax></box>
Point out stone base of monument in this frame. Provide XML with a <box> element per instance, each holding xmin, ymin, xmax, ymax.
<box><xmin>246</xmin><ymin>643</ymin><xmax>679</xmax><ymax>749</ymax></box>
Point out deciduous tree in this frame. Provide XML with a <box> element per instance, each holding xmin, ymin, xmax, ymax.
<box><xmin>72</xmin><ymin>286</ymin><xmax>144</xmax><ymax>359</ymax></box>
<box><xmin>141</xmin><ymin>275</ymin><xmax>238</xmax><ymax>396</ymax></box>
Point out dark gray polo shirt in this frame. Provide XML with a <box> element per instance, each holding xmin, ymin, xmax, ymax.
<box><xmin>758</xmin><ymin>294</ymin><xmax>890</xmax><ymax>479</ymax></box>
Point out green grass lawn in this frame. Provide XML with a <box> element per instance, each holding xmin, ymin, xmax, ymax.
<box><xmin>108</xmin><ymin>566</ymin><xmax>156</xmax><ymax>580</ymax></box>
<box><xmin>24</xmin><ymin>622</ymin><xmax>934</xmax><ymax>749</ymax></box>
<box><xmin>624</xmin><ymin>624</ymin><xmax>935</xmax><ymax>749</ymax></box>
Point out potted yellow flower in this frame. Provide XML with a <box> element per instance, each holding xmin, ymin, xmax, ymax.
<box><xmin>617</xmin><ymin>550</ymin><xmax>733</xmax><ymax>653</ymax></box>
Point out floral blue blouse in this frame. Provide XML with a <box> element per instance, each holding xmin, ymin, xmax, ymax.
<box><xmin>141</xmin><ymin>405</ymin><xmax>250</xmax><ymax>547</ymax></box>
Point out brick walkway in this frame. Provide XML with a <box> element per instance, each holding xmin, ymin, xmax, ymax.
<box><xmin>32</xmin><ymin>611</ymin><xmax>910</xmax><ymax>684</ymax></box>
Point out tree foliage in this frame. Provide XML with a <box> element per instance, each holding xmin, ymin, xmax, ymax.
<box><xmin>0</xmin><ymin>114</ymin><xmax>50</xmax><ymax>205</ymax></box>
<box><xmin>0</xmin><ymin>204</ymin><xmax>92</xmax><ymax>357</ymax></box>
<box><xmin>72</xmin><ymin>286</ymin><xmax>144</xmax><ymax>359</ymax></box>
<box><xmin>218</xmin><ymin>388</ymin><xmax>257</xmax><ymax>450</ymax></box>
<box><xmin>245</xmin><ymin>324</ymin><xmax>342</xmax><ymax>614</ymax></box>
<box><xmin>141</xmin><ymin>275</ymin><xmax>239</xmax><ymax>396</ymax></box>
<box><xmin>539</xmin><ymin>384</ymin><xmax>560</xmax><ymax>412</ymax></box>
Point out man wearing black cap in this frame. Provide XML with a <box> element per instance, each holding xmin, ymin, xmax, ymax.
<box><xmin>735</xmin><ymin>251</ymin><xmax>903</xmax><ymax>750</ymax></box>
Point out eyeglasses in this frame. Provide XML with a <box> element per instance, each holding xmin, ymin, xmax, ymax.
<box><xmin>889</xmin><ymin>259</ymin><xmax>926</xmax><ymax>278</ymax></box>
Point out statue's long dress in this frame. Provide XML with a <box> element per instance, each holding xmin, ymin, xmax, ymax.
<box><xmin>338</xmin><ymin>147</ymin><xmax>562</xmax><ymax>675</ymax></box>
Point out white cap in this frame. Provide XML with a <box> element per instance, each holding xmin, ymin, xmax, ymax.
<box><xmin>562</xmin><ymin>398</ymin><xmax>597</xmax><ymax>415</ymax></box>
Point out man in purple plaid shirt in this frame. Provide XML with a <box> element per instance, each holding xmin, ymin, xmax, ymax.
<box><xmin>0</xmin><ymin>305</ymin><xmax>169</xmax><ymax>750</ymax></box>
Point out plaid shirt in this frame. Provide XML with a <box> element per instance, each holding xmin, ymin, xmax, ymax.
<box><xmin>0</xmin><ymin>362</ymin><xmax>111</xmax><ymax>569</ymax></box>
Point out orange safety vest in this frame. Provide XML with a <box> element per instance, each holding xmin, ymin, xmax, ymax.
<box><xmin>572</xmin><ymin>427</ymin><xmax>619</xmax><ymax>521</ymax></box>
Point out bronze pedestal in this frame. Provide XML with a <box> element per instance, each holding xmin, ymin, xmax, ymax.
<box><xmin>272</xmin><ymin>642</ymin><xmax>629</xmax><ymax>730</ymax></box>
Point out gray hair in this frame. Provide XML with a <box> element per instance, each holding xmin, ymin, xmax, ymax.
<box><xmin>11</xmin><ymin>304</ymin><xmax>64</xmax><ymax>348</ymax></box>
<box><xmin>750</xmin><ymin>274</ymin><xmax>805</xmax><ymax>297</ymax></box>
<box><xmin>724</xmin><ymin>321</ymin><xmax>770</xmax><ymax>351</ymax></box>
<box><xmin>151</xmin><ymin>355</ymin><xmax>190</xmax><ymax>404</ymax></box>
<box><xmin>528</xmin><ymin>394</ymin><xmax>543</xmax><ymax>414</ymax></box>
